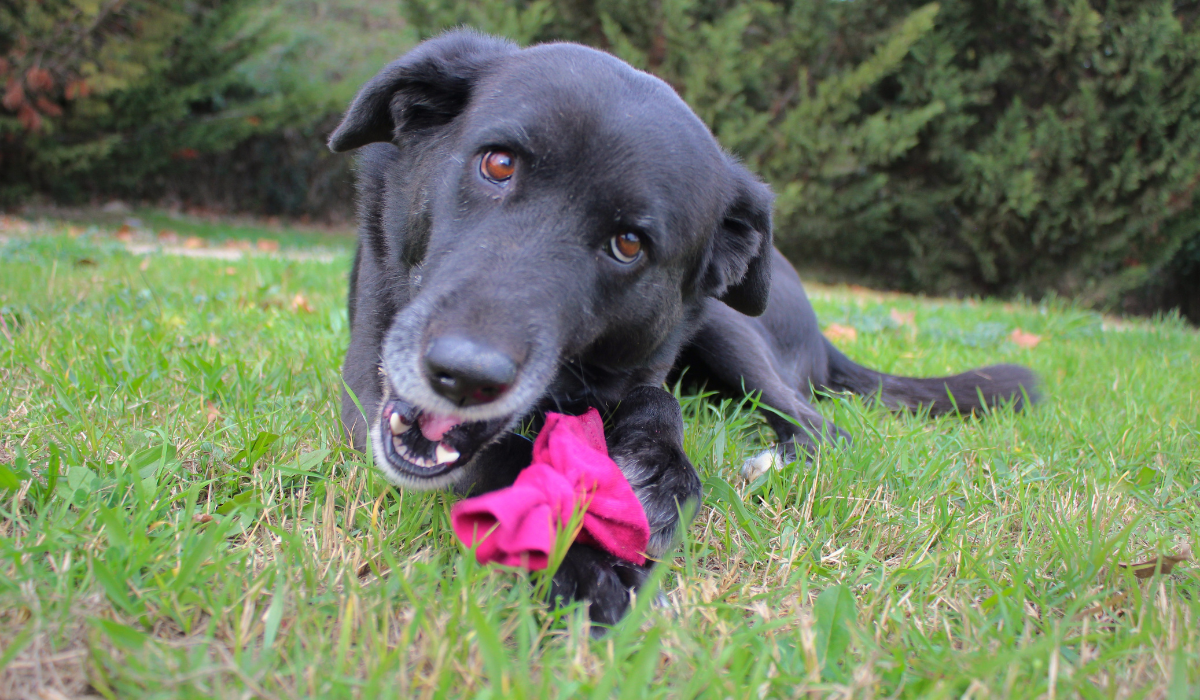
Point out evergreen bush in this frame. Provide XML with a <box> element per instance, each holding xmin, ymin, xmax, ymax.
<box><xmin>0</xmin><ymin>0</ymin><xmax>275</xmax><ymax>204</ymax></box>
<box><xmin>401</xmin><ymin>0</ymin><xmax>1200</xmax><ymax>311</ymax></box>
<box><xmin>875</xmin><ymin>0</ymin><xmax>1200</xmax><ymax>305</ymax></box>
<box><xmin>7</xmin><ymin>0</ymin><xmax>1200</xmax><ymax>316</ymax></box>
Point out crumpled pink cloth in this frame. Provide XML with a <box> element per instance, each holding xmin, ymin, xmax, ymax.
<box><xmin>450</xmin><ymin>408</ymin><xmax>650</xmax><ymax>570</ymax></box>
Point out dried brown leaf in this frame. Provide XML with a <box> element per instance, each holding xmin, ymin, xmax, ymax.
<box><xmin>1074</xmin><ymin>591</ymin><xmax>1128</xmax><ymax>620</ymax></box>
<box><xmin>3</xmin><ymin>77</ymin><xmax>23</xmax><ymax>111</ymax></box>
<box><xmin>824</xmin><ymin>323</ymin><xmax>857</xmax><ymax>343</ymax></box>
<box><xmin>291</xmin><ymin>293</ymin><xmax>314</xmax><ymax>313</ymax></box>
<box><xmin>183</xmin><ymin>236</ymin><xmax>206</xmax><ymax>249</ymax></box>
<box><xmin>889</xmin><ymin>308</ymin><xmax>915</xmax><ymax>327</ymax></box>
<box><xmin>1118</xmin><ymin>547</ymin><xmax>1191</xmax><ymax>579</ymax></box>
<box><xmin>1009</xmin><ymin>328</ymin><xmax>1042</xmax><ymax>349</ymax></box>
<box><xmin>256</xmin><ymin>238</ymin><xmax>280</xmax><ymax>253</ymax></box>
<box><xmin>34</xmin><ymin>96</ymin><xmax>62</xmax><ymax>117</ymax></box>
<box><xmin>26</xmin><ymin>67</ymin><xmax>53</xmax><ymax>92</ymax></box>
<box><xmin>17</xmin><ymin>103</ymin><xmax>40</xmax><ymax>131</ymax></box>
<box><xmin>65</xmin><ymin>79</ymin><xmax>91</xmax><ymax>100</ymax></box>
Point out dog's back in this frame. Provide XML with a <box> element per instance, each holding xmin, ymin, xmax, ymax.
<box><xmin>681</xmin><ymin>248</ymin><xmax>1037</xmax><ymax>469</ymax></box>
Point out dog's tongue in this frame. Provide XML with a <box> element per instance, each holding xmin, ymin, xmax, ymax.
<box><xmin>419</xmin><ymin>412</ymin><xmax>463</xmax><ymax>442</ymax></box>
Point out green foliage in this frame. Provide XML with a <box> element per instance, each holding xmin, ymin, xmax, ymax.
<box><xmin>0</xmin><ymin>0</ymin><xmax>270</xmax><ymax>203</ymax></box>
<box><xmin>157</xmin><ymin>0</ymin><xmax>414</xmax><ymax>218</ymax></box>
<box><xmin>10</xmin><ymin>0</ymin><xmax>1200</xmax><ymax>309</ymax></box>
<box><xmin>399</xmin><ymin>0</ymin><xmax>1200</xmax><ymax>309</ymax></box>
<box><xmin>872</xmin><ymin>0</ymin><xmax>1200</xmax><ymax>305</ymax></box>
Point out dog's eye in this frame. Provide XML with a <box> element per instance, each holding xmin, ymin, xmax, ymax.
<box><xmin>481</xmin><ymin>150</ymin><xmax>515</xmax><ymax>183</ymax></box>
<box><xmin>609</xmin><ymin>232</ymin><xmax>642</xmax><ymax>263</ymax></box>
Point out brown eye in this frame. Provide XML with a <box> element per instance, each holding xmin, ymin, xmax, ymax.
<box><xmin>609</xmin><ymin>232</ymin><xmax>642</xmax><ymax>263</ymax></box>
<box><xmin>481</xmin><ymin>150</ymin><xmax>515</xmax><ymax>182</ymax></box>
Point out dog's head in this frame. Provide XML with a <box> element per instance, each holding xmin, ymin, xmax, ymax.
<box><xmin>331</xmin><ymin>30</ymin><xmax>773</xmax><ymax>489</ymax></box>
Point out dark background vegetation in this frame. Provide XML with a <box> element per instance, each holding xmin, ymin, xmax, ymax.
<box><xmin>3</xmin><ymin>0</ymin><xmax>1199</xmax><ymax>321</ymax></box>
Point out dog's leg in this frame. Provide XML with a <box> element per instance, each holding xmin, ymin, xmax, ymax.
<box><xmin>551</xmin><ymin>386</ymin><xmax>701</xmax><ymax>630</ymax></box>
<box><xmin>686</xmin><ymin>305</ymin><xmax>848</xmax><ymax>480</ymax></box>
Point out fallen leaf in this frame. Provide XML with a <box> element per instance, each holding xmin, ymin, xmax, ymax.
<box><xmin>75</xmin><ymin>258</ymin><xmax>96</xmax><ymax>267</ymax></box>
<box><xmin>115</xmin><ymin>224</ymin><xmax>134</xmax><ymax>242</ymax></box>
<box><xmin>205</xmin><ymin>401</ymin><xmax>221</xmax><ymax>424</ymax></box>
<box><xmin>1118</xmin><ymin>547</ymin><xmax>1191</xmax><ymax>579</ymax></box>
<box><xmin>224</xmin><ymin>266</ymin><xmax>238</xmax><ymax>276</ymax></box>
<box><xmin>1009</xmin><ymin>328</ymin><xmax>1042</xmax><ymax>349</ymax></box>
<box><xmin>825</xmin><ymin>323</ymin><xmax>858</xmax><ymax>343</ymax></box>
<box><xmin>138</xmin><ymin>257</ymin><xmax>150</xmax><ymax>271</ymax></box>
<box><xmin>157</xmin><ymin>229</ymin><xmax>179</xmax><ymax>244</ymax></box>
<box><xmin>68</xmin><ymin>226</ymin><xmax>84</xmax><ymax>238</ymax></box>
<box><xmin>256</xmin><ymin>238</ymin><xmax>280</xmax><ymax>253</ymax></box>
<box><xmin>889</xmin><ymin>308</ymin><xmax>916</xmax><ymax>327</ymax></box>
<box><xmin>193</xmin><ymin>513</ymin><xmax>214</xmax><ymax>524</ymax></box>
<box><xmin>224</xmin><ymin>239</ymin><xmax>252</xmax><ymax>251</ymax></box>
<box><xmin>183</xmin><ymin>236</ymin><xmax>206</xmax><ymax>249</ymax></box>
<box><xmin>1073</xmin><ymin>591</ymin><xmax>1128</xmax><ymax>620</ymax></box>
<box><xmin>291</xmin><ymin>293</ymin><xmax>314</xmax><ymax>313</ymax></box>
<box><xmin>26</xmin><ymin>66</ymin><xmax>54</xmax><ymax>92</ymax></box>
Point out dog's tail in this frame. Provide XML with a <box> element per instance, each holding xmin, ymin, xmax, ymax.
<box><xmin>820</xmin><ymin>338</ymin><xmax>1038</xmax><ymax>416</ymax></box>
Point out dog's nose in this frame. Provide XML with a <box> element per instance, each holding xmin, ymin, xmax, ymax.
<box><xmin>423</xmin><ymin>336</ymin><xmax>518</xmax><ymax>406</ymax></box>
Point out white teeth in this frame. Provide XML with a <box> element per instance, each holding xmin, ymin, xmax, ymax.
<box><xmin>386</xmin><ymin>411</ymin><xmax>460</xmax><ymax>471</ymax></box>
<box><xmin>393</xmin><ymin>438</ymin><xmax>436</xmax><ymax>468</ymax></box>
<box><xmin>435</xmin><ymin>443</ymin><xmax>460</xmax><ymax>465</ymax></box>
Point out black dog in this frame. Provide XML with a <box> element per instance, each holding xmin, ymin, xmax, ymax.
<box><xmin>329</xmin><ymin>30</ymin><xmax>1036</xmax><ymax>626</ymax></box>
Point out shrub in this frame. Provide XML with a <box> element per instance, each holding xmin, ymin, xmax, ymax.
<box><xmin>872</xmin><ymin>0</ymin><xmax>1200</xmax><ymax>306</ymax></box>
<box><xmin>0</xmin><ymin>0</ymin><xmax>279</xmax><ymax>204</ymax></box>
<box><xmin>400</xmin><ymin>0</ymin><xmax>1200</xmax><ymax>312</ymax></box>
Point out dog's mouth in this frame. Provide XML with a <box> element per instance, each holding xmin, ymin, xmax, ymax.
<box><xmin>378</xmin><ymin>398</ymin><xmax>507</xmax><ymax>481</ymax></box>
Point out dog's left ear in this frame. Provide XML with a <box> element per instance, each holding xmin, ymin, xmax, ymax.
<box><xmin>704</xmin><ymin>168</ymin><xmax>775</xmax><ymax>316</ymax></box>
<box><xmin>328</xmin><ymin>30</ymin><xmax>517</xmax><ymax>153</ymax></box>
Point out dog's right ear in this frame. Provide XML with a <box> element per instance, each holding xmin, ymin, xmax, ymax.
<box><xmin>702</xmin><ymin>168</ymin><xmax>775</xmax><ymax>317</ymax></box>
<box><xmin>328</xmin><ymin>31</ymin><xmax>518</xmax><ymax>153</ymax></box>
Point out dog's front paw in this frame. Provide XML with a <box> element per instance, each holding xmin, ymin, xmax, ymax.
<box><xmin>550</xmin><ymin>544</ymin><xmax>649</xmax><ymax>630</ymax></box>
<box><xmin>741</xmin><ymin>447</ymin><xmax>785</xmax><ymax>480</ymax></box>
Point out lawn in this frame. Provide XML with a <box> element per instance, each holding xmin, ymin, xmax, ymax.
<box><xmin>1</xmin><ymin>217</ymin><xmax>1197</xmax><ymax>699</ymax></box>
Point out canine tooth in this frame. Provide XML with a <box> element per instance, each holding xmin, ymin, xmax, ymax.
<box><xmin>435</xmin><ymin>443</ymin><xmax>460</xmax><ymax>465</ymax></box>
<box><xmin>389</xmin><ymin>412</ymin><xmax>405</xmax><ymax>435</ymax></box>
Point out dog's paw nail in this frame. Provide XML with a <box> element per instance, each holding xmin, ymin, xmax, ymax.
<box><xmin>741</xmin><ymin>449</ymin><xmax>783</xmax><ymax>480</ymax></box>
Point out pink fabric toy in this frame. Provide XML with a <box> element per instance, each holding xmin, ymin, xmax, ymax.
<box><xmin>450</xmin><ymin>408</ymin><xmax>650</xmax><ymax>570</ymax></box>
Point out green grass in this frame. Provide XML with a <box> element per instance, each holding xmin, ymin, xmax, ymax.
<box><xmin>2</xmin><ymin>219</ymin><xmax>1198</xmax><ymax>699</ymax></box>
<box><xmin>18</xmin><ymin>206</ymin><xmax>354</xmax><ymax>249</ymax></box>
